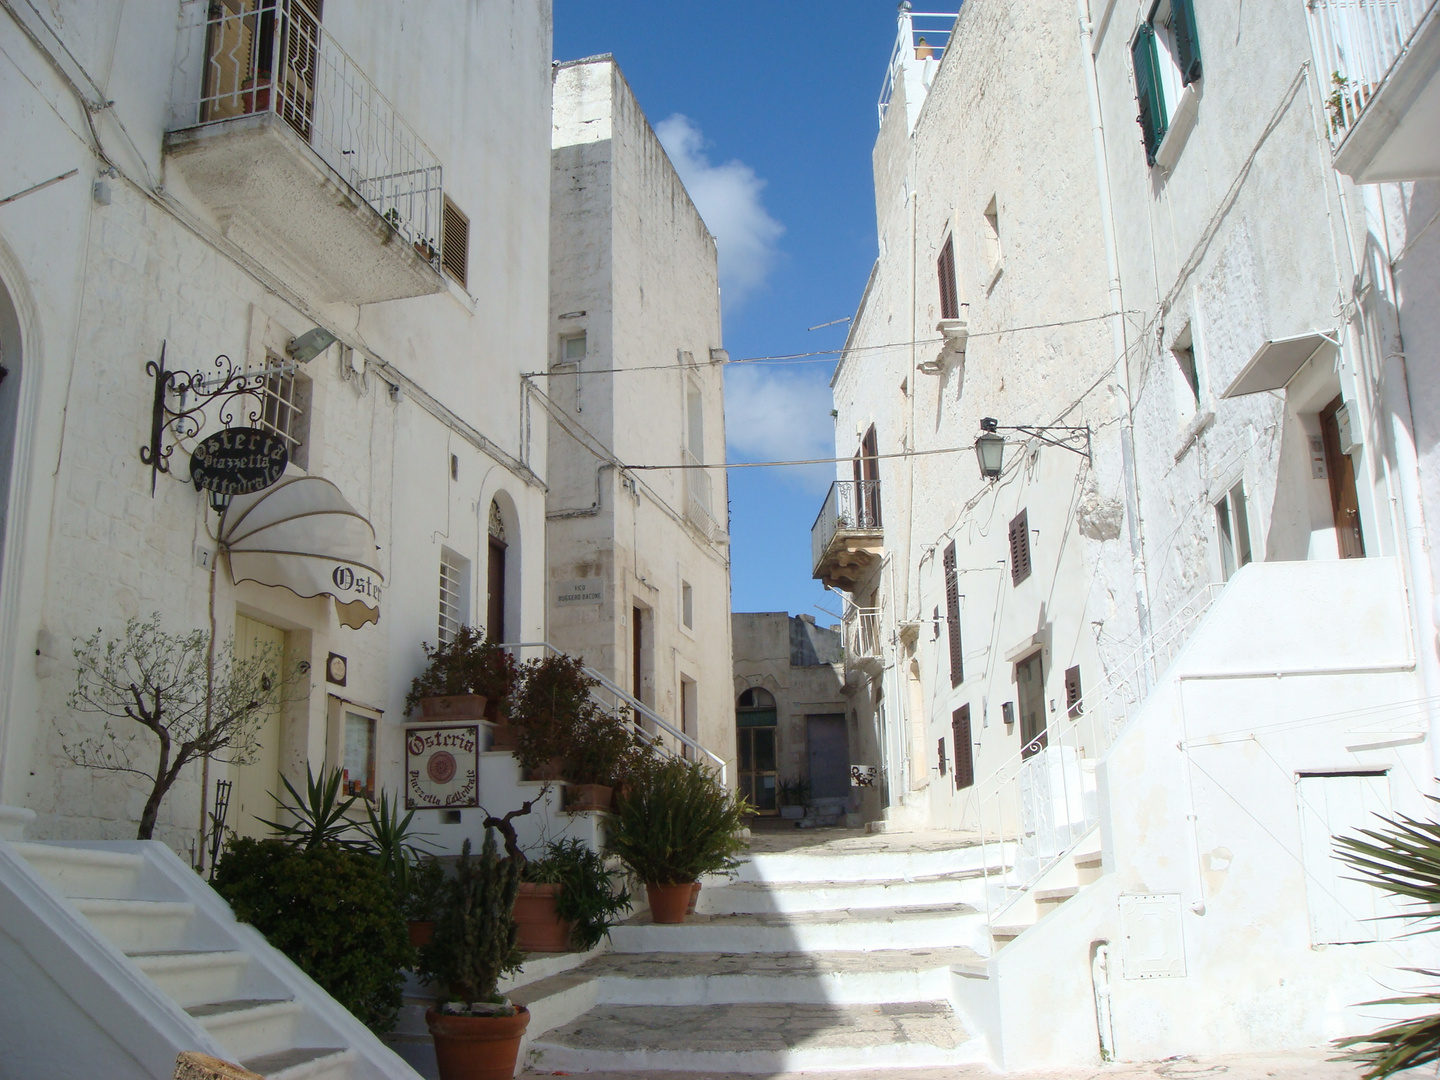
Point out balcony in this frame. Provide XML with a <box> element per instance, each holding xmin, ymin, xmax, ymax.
<box><xmin>811</xmin><ymin>480</ymin><xmax>883</xmax><ymax>591</ymax></box>
<box><xmin>164</xmin><ymin>0</ymin><xmax>446</xmax><ymax>304</ymax></box>
<box><xmin>844</xmin><ymin>606</ymin><xmax>885</xmax><ymax>677</ymax></box>
<box><xmin>683</xmin><ymin>448</ymin><xmax>724</xmax><ymax>540</ymax></box>
<box><xmin>1309</xmin><ymin>0</ymin><xmax>1440</xmax><ymax>182</ymax></box>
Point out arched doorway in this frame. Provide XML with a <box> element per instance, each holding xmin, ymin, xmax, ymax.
<box><xmin>736</xmin><ymin>687</ymin><xmax>778</xmax><ymax>814</ymax></box>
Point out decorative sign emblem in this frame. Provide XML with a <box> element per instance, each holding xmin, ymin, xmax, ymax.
<box><xmin>405</xmin><ymin>726</ymin><xmax>479</xmax><ymax>809</ymax></box>
<box><xmin>189</xmin><ymin>426</ymin><xmax>287</xmax><ymax>499</ymax></box>
<box><xmin>850</xmin><ymin>765</ymin><xmax>878</xmax><ymax>788</ymax></box>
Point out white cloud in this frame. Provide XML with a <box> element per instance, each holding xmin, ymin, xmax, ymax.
<box><xmin>724</xmin><ymin>364</ymin><xmax>835</xmax><ymax>489</ymax></box>
<box><xmin>656</xmin><ymin>114</ymin><xmax>784</xmax><ymax>308</ymax></box>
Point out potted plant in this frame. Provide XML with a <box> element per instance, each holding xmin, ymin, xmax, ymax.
<box><xmin>403</xmin><ymin>855</ymin><xmax>447</xmax><ymax>947</ymax></box>
<box><xmin>515</xmin><ymin>838</ymin><xmax>632</xmax><ymax>953</ymax></box>
<box><xmin>407</xmin><ymin>626</ymin><xmax>518</xmax><ymax>732</ymax></box>
<box><xmin>606</xmin><ymin>757</ymin><xmax>750</xmax><ymax>924</ymax></box>
<box><xmin>510</xmin><ymin>653</ymin><xmax>598</xmax><ymax>781</ymax></box>
<box><xmin>778</xmin><ymin>776</ymin><xmax>811</xmax><ymax>821</ymax></box>
<box><xmin>418</xmin><ymin>830</ymin><xmax>529</xmax><ymax>1080</ymax></box>
<box><xmin>563</xmin><ymin>707</ymin><xmax>643</xmax><ymax>812</ymax></box>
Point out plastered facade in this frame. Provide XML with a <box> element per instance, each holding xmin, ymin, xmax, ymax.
<box><xmin>545</xmin><ymin>57</ymin><xmax>735</xmax><ymax>775</ymax></box>
<box><xmin>0</xmin><ymin>0</ymin><xmax>554</xmax><ymax>857</ymax></box>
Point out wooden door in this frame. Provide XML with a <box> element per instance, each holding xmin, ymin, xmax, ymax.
<box><xmin>1320</xmin><ymin>396</ymin><xmax>1365</xmax><ymax>559</ymax></box>
<box><xmin>1016</xmin><ymin>651</ymin><xmax>1047</xmax><ymax>758</ymax></box>
<box><xmin>232</xmin><ymin>614</ymin><xmax>285</xmax><ymax>839</ymax></box>
<box><xmin>806</xmin><ymin>714</ymin><xmax>849</xmax><ymax>800</ymax></box>
<box><xmin>738</xmin><ymin>725</ymin><xmax>778</xmax><ymax>812</ymax></box>
<box><xmin>486</xmin><ymin>537</ymin><xmax>506</xmax><ymax>641</ymax></box>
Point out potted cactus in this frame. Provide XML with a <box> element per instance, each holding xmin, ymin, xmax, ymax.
<box><xmin>418</xmin><ymin>829</ymin><xmax>529</xmax><ymax>1080</ymax></box>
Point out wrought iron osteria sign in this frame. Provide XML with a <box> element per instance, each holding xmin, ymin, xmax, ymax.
<box><xmin>189</xmin><ymin>426</ymin><xmax>288</xmax><ymax>498</ymax></box>
<box><xmin>405</xmin><ymin>725</ymin><xmax>480</xmax><ymax>809</ymax></box>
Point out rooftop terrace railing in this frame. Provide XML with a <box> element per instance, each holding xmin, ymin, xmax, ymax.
<box><xmin>1307</xmin><ymin>0</ymin><xmax>1439</xmax><ymax>142</ymax></box>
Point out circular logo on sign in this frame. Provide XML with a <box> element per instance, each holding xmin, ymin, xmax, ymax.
<box><xmin>427</xmin><ymin>751</ymin><xmax>457</xmax><ymax>785</ymax></box>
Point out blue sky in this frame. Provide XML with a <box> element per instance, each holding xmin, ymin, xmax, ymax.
<box><xmin>554</xmin><ymin>2</ymin><xmax>905</xmax><ymax>628</ymax></box>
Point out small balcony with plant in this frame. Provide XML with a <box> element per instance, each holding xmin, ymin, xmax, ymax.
<box><xmin>1308</xmin><ymin>0</ymin><xmax>1440</xmax><ymax>182</ymax></box>
<box><xmin>164</xmin><ymin>0</ymin><xmax>448</xmax><ymax>303</ymax></box>
<box><xmin>811</xmin><ymin>479</ymin><xmax>884</xmax><ymax>591</ymax></box>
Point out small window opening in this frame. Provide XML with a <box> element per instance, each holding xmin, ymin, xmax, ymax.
<box><xmin>258</xmin><ymin>355</ymin><xmax>311</xmax><ymax>469</ymax></box>
<box><xmin>937</xmin><ymin>234</ymin><xmax>959</xmax><ymax>320</ymax></box>
<box><xmin>450</xmin><ymin>453</ymin><xmax>459</xmax><ymax>481</ymax></box>
<box><xmin>681</xmin><ymin>580</ymin><xmax>694</xmax><ymax>629</ymax></box>
<box><xmin>441</xmin><ymin>196</ymin><xmax>469</xmax><ymax>287</ymax></box>
<box><xmin>1216</xmin><ymin>481</ymin><xmax>1253</xmax><ymax>581</ymax></box>
<box><xmin>561</xmin><ymin>332</ymin><xmax>587</xmax><ymax>363</ymax></box>
<box><xmin>982</xmin><ymin>197</ymin><xmax>1003</xmax><ymax>283</ymax></box>
<box><xmin>438</xmin><ymin>548</ymin><xmax>470</xmax><ymax>646</ymax></box>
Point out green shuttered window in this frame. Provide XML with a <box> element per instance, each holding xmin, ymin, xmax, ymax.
<box><xmin>1171</xmin><ymin>0</ymin><xmax>1202</xmax><ymax>86</ymax></box>
<box><xmin>1132</xmin><ymin>24</ymin><xmax>1167</xmax><ymax>166</ymax></box>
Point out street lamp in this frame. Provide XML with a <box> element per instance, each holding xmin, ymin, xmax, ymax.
<box><xmin>975</xmin><ymin>417</ymin><xmax>1005</xmax><ymax>480</ymax></box>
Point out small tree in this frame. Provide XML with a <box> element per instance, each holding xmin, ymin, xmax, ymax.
<box><xmin>64</xmin><ymin>613</ymin><xmax>288</xmax><ymax>841</ymax></box>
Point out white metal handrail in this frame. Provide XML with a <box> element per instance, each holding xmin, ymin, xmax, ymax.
<box><xmin>973</xmin><ymin>583</ymin><xmax>1223</xmax><ymax>924</ymax></box>
<box><xmin>682</xmin><ymin>447</ymin><xmax>720</xmax><ymax>536</ymax></box>
<box><xmin>878</xmin><ymin>10</ymin><xmax>959</xmax><ymax>125</ymax></box>
<box><xmin>500</xmin><ymin>643</ymin><xmax>726</xmax><ymax>784</ymax></box>
<box><xmin>1307</xmin><ymin>0</ymin><xmax>1439</xmax><ymax>141</ymax></box>
<box><xmin>180</xmin><ymin>0</ymin><xmax>443</xmax><ymax>261</ymax></box>
<box><xmin>845</xmin><ymin>606</ymin><xmax>884</xmax><ymax>660</ymax></box>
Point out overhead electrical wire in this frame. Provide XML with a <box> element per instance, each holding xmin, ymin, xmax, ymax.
<box><xmin>626</xmin><ymin>443</ymin><xmax>982</xmax><ymax>471</ymax></box>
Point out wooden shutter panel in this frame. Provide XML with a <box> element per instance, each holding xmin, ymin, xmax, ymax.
<box><xmin>952</xmin><ymin>706</ymin><xmax>974</xmax><ymax>790</ymax></box>
<box><xmin>937</xmin><ymin>235</ymin><xmax>959</xmax><ymax>320</ymax></box>
<box><xmin>943</xmin><ymin>541</ymin><xmax>963</xmax><ymax>687</ymax></box>
<box><xmin>441</xmin><ymin>197</ymin><xmax>469</xmax><ymax>287</ymax></box>
<box><xmin>1172</xmin><ymin>0</ymin><xmax>1202</xmax><ymax>86</ymax></box>
<box><xmin>937</xmin><ymin>738</ymin><xmax>947</xmax><ymax>777</ymax></box>
<box><xmin>1008</xmin><ymin>509</ymin><xmax>1032</xmax><ymax>585</ymax></box>
<box><xmin>1065</xmin><ymin>665</ymin><xmax>1083</xmax><ymax>719</ymax></box>
<box><xmin>1131</xmin><ymin>24</ymin><xmax>1167</xmax><ymax>165</ymax></box>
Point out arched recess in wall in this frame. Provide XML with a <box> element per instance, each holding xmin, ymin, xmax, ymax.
<box><xmin>735</xmin><ymin>687</ymin><xmax>778</xmax><ymax>814</ymax></box>
<box><xmin>485</xmin><ymin>490</ymin><xmax>521</xmax><ymax>643</ymax></box>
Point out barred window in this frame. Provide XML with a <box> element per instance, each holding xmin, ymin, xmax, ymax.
<box><xmin>258</xmin><ymin>357</ymin><xmax>311</xmax><ymax>468</ymax></box>
<box><xmin>438</xmin><ymin>549</ymin><xmax>470</xmax><ymax>646</ymax></box>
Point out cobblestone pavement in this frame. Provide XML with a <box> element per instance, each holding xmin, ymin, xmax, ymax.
<box><xmin>744</xmin><ymin>828</ymin><xmax>985</xmax><ymax>855</ymax></box>
<box><xmin>524</xmin><ymin>1047</ymin><xmax>1370</xmax><ymax>1079</ymax></box>
<box><xmin>577</xmin><ymin>947</ymin><xmax>982</xmax><ymax>978</ymax></box>
<box><xmin>539</xmin><ymin>1001</ymin><xmax>961</xmax><ymax>1053</ymax></box>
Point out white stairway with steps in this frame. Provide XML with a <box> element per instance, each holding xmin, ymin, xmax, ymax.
<box><xmin>507</xmin><ymin>832</ymin><xmax>1003</xmax><ymax>1076</ymax></box>
<box><xmin>0</xmin><ymin>836</ymin><xmax>423</xmax><ymax>1080</ymax></box>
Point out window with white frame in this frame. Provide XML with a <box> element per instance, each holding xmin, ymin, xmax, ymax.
<box><xmin>1133</xmin><ymin>0</ymin><xmax>1203</xmax><ymax>165</ymax></box>
<box><xmin>258</xmin><ymin>355</ymin><xmax>311</xmax><ymax>468</ymax></box>
<box><xmin>560</xmin><ymin>332</ymin><xmax>586</xmax><ymax>364</ymax></box>
<box><xmin>681</xmin><ymin>580</ymin><xmax>694</xmax><ymax>630</ymax></box>
<box><xmin>342</xmin><ymin>709</ymin><xmax>377</xmax><ymax>799</ymax></box>
<box><xmin>1216</xmin><ymin>481</ymin><xmax>1253</xmax><ymax>581</ymax></box>
<box><xmin>1172</xmin><ymin>323</ymin><xmax>1202</xmax><ymax>425</ymax></box>
<box><xmin>438</xmin><ymin>548</ymin><xmax>470</xmax><ymax>646</ymax></box>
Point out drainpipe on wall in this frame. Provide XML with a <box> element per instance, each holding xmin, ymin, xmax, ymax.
<box><xmin>1074</xmin><ymin>0</ymin><xmax>1152</xmax><ymax>684</ymax></box>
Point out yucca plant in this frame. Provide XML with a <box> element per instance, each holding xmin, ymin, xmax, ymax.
<box><xmin>360</xmin><ymin>788</ymin><xmax>433</xmax><ymax>901</ymax></box>
<box><xmin>260</xmin><ymin>764</ymin><xmax>360</xmax><ymax>850</ymax></box>
<box><xmin>1332</xmin><ymin>795</ymin><xmax>1440</xmax><ymax>1078</ymax></box>
<box><xmin>605</xmin><ymin>757</ymin><xmax>749</xmax><ymax>885</ymax></box>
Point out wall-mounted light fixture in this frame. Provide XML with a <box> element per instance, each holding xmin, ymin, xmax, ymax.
<box><xmin>974</xmin><ymin>415</ymin><xmax>1091</xmax><ymax>482</ymax></box>
<box><xmin>287</xmin><ymin>327</ymin><xmax>338</xmax><ymax>364</ymax></box>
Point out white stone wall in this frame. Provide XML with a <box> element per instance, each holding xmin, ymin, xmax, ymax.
<box><xmin>0</xmin><ymin>0</ymin><xmax>554</xmax><ymax>857</ymax></box>
<box><xmin>831</xmin><ymin>0</ymin><xmax>1134</xmax><ymax>828</ymax></box>
<box><xmin>546</xmin><ymin>58</ymin><xmax>735</xmax><ymax>774</ymax></box>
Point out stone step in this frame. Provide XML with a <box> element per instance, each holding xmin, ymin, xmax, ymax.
<box><xmin>699</xmin><ymin>870</ymin><xmax>985</xmax><ymax>915</ymax></box>
<box><xmin>186</xmin><ymin>998</ymin><xmax>303</xmax><ymax>1061</ymax></box>
<box><xmin>72</xmin><ymin>897</ymin><xmax>196</xmax><ymax>952</ymax></box>
<box><xmin>131</xmin><ymin>949</ymin><xmax>250</xmax><ymax>1006</ymax></box>
<box><xmin>242</xmin><ymin>1046</ymin><xmax>353</xmax><ymax>1080</ymax></box>
<box><xmin>734</xmin><ymin>836</ymin><xmax>994</xmax><ymax>885</ymax></box>
<box><xmin>13</xmin><ymin>842</ymin><xmax>145</xmax><ymax>900</ymax></box>
<box><xmin>1074</xmin><ymin>852</ymin><xmax>1104</xmax><ymax>885</ymax></box>
<box><xmin>520</xmin><ymin>948</ymin><xmax>984</xmax><ymax>1009</ymax></box>
<box><xmin>528</xmin><ymin>1001</ymin><xmax>986</xmax><ymax>1074</ymax></box>
<box><xmin>990</xmin><ymin>924</ymin><xmax>1029</xmax><ymax>950</ymax></box>
<box><xmin>609</xmin><ymin>905</ymin><xmax>987</xmax><ymax>955</ymax></box>
<box><xmin>1033</xmin><ymin>886</ymin><xmax>1078</xmax><ymax>910</ymax></box>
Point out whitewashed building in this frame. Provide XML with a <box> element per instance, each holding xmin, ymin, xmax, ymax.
<box><xmin>822</xmin><ymin>0</ymin><xmax>1440</xmax><ymax>1070</ymax></box>
<box><xmin>545</xmin><ymin>55</ymin><xmax>734</xmax><ymax>776</ymax></box>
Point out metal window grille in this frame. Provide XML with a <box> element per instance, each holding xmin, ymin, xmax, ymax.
<box><xmin>438</xmin><ymin>551</ymin><xmax>465</xmax><ymax>646</ymax></box>
<box><xmin>259</xmin><ymin>360</ymin><xmax>307</xmax><ymax>455</ymax></box>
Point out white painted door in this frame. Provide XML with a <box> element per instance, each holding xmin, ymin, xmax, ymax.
<box><xmin>1296</xmin><ymin>772</ymin><xmax>1392</xmax><ymax>945</ymax></box>
<box><xmin>232</xmin><ymin>614</ymin><xmax>286</xmax><ymax>840</ymax></box>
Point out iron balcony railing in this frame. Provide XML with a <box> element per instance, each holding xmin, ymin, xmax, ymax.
<box><xmin>878</xmin><ymin>9</ymin><xmax>958</xmax><ymax>125</ymax></box>
<box><xmin>973</xmin><ymin>583</ymin><xmax>1223</xmax><ymax>927</ymax></box>
<box><xmin>182</xmin><ymin>0</ymin><xmax>443</xmax><ymax>263</ymax></box>
<box><xmin>811</xmin><ymin>479</ymin><xmax>883</xmax><ymax>574</ymax></box>
<box><xmin>1307</xmin><ymin>0</ymin><xmax>1439</xmax><ymax>142</ymax></box>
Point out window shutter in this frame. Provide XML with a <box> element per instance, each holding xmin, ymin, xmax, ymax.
<box><xmin>1132</xmin><ymin>24</ymin><xmax>1167</xmax><ymax>165</ymax></box>
<box><xmin>1008</xmin><ymin>509</ymin><xmax>1032</xmax><ymax>585</ymax></box>
<box><xmin>1171</xmin><ymin>0</ymin><xmax>1202</xmax><ymax>86</ymax></box>
<box><xmin>937</xmin><ymin>235</ymin><xmax>959</xmax><ymax>320</ymax></box>
<box><xmin>943</xmin><ymin>542</ymin><xmax>963</xmax><ymax>687</ymax></box>
<box><xmin>441</xmin><ymin>197</ymin><xmax>469</xmax><ymax>287</ymax></box>
<box><xmin>952</xmin><ymin>706</ymin><xmax>974</xmax><ymax>790</ymax></box>
<box><xmin>937</xmin><ymin>737</ymin><xmax>947</xmax><ymax>777</ymax></box>
<box><xmin>1065</xmin><ymin>665</ymin><xmax>1083</xmax><ymax>719</ymax></box>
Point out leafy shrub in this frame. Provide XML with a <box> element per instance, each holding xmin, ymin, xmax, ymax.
<box><xmin>213</xmin><ymin>838</ymin><xmax>412</xmax><ymax>1033</ymax></box>
<box><xmin>404</xmin><ymin>855</ymin><xmax>448</xmax><ymax>922</ymax></box>
<box><xmin>405</xmin><ymin>625</ymin><xmax>518</xmax><ymax>716</ymax></box>
<box><xmin>606</xmin><ymin>757</ymin><xmax>750</xmax><ymax>885</ymax></box>
<box><xmin>522</xmin><ymin>839</ymin><xmax>632</xmax><ymax>950</ymax></box>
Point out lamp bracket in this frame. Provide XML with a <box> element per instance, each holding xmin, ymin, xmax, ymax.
<box><xmin>999</xmin><ymin>424</ymin><xmax>1091</xmax><ymax>463</ymax></box>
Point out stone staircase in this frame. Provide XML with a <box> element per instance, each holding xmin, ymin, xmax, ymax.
<box><xmin>509</xmin><ymin>832</ymin><xmax>1001</xmax><ymax>1075</ymax></box>
<box><xmin>0</xmin><ymin>836</ymin><xmax>422</xmax><ymax>1080</ymax></box>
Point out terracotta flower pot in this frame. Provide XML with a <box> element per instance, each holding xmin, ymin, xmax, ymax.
<box><xmin>513</xmin><ymin>883</ymin><xmax>572</xmax><ymax>953</ymax></box>
<box><xmin>564</xmin><ymin>783</ymin><xmax>612</xmax><ymax>813</ymax></box>
<box><xmin>421</xmin><ymin>694</ymin><xmax>488</xmax><ymax>719</ymax></box>
<box><xmin>426</xmin><ymin>1005</ymin><xmax>530</xmax><ymax>1080</ymax></box>
<box><xmin>646</xmin><ymin>881</ymin><xmax>694</xmax><ymax>924</ymax></box>
<box><xmin>488</xmin><ymin>723</ymin><xmax>520</xmax><ymax>752</ymax></box>
<box><xmin>407</xmin><ymin>919</ymin><xmax>435</xmax><ymax>948</ymax></box>
<box><xmin>525</xmin><ymin>756</ymin><xmax>566</xmax><ymax>782</ymax></box>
